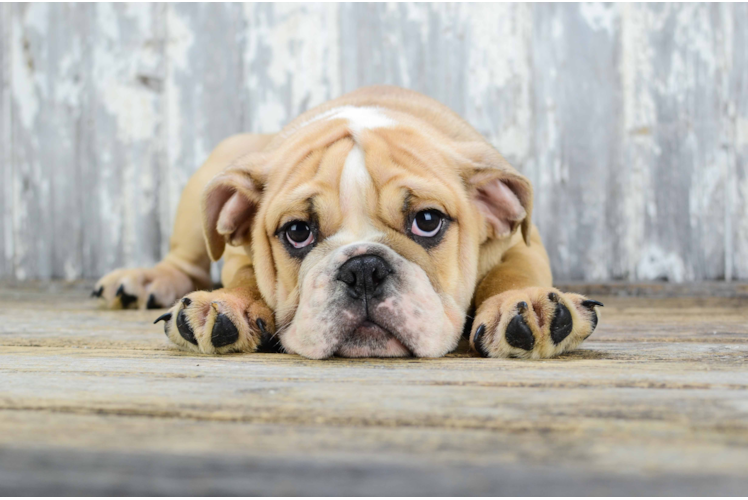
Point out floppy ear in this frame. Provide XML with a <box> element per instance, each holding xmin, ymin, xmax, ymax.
<box><xmin>455</xmin><ymin>142</ymin><xmax>533</xmax><ymax>244</ymax></box>
<box><xmin>201</xmin><ymin>157</ymin><xmax>267</xmax><ymax>261</ymax></box>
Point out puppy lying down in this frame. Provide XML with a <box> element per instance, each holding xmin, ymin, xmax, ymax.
<box><xmin>94</xmin><ymin>86</ymin><xmax>602</xmax><ymax>359</ymax></box>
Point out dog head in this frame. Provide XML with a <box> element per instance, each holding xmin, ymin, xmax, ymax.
<box><xmin>202</xmin><ymin>98</ymin><xmax>531</xmax><ymax>359</ymax></box>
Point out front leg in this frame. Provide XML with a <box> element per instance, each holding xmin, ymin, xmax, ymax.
<box><xmin>155</xmin><ymin>253</ymin><xmax>275</xmax><ymax>355</ymax></box>
<box><xmin>469</xmin><ymin>228</ymin><xmax>603</xmax><ymax>359</ymax></box>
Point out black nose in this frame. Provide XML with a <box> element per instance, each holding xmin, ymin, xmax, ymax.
<box><xmin>336</xmin><ymin>255</ymin><xmax>393</xmax><ymax>300</ymax></box>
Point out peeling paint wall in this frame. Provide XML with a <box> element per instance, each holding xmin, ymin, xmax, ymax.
<box><xmin>1</xmin><ymin>3</ymin><xmax>746</xmax><ymax>282</ymax></box>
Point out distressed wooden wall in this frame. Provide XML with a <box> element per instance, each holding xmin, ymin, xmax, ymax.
<box><xmin>1</xmin><ymin>3</ymin><xmax>746</xmax><ymax>282</ymax></box>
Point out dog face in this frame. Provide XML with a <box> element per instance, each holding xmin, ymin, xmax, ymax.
<box><xmin>202</xmin><ymin>105</ymin><xmax>532</xmax><ymax>359</ymax></box>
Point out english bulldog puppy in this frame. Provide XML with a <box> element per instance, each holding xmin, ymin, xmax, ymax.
<box><xmin>93</xmin><ymin>86</ymin><xmax>602</xmax><ymax>359</ymax></box>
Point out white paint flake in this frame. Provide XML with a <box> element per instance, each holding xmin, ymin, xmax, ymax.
<box><xmin>580</xmin><ymin>3</ymin><xmax>617</xmax><ymax>36</ymax></box>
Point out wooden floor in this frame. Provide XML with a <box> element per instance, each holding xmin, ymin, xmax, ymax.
<box><xmin>1</xmin><ymin>281</ymin><xmax>747</xmax><ymax>495</ymax></box>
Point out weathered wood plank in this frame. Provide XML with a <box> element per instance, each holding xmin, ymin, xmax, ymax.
<box><xmin>0</xmin><ymin>3</ymin><xmax>12</xmax><ymax>279</ymax></box>
<box><xmin>82</xmin><ymin>4</ymin><xmax>164</xmax><ymax>278</ymax></box>
<box><xmin>732</xmin><ymin>2</ymin><xmax>748</xmax><ymax>280</ymax></box>
<box><xmin>530</xmin><ymin>3</ymin><xmax>622</xmax><ymax>281</ymax></box>
<box><xmin>2</xmin><ymin>445</ymin><xmax>745</xmax><ymax>496</ymax></box>
<box><xmin>9</xmin><ymin>4</ymin><xmax>87</xmax><ymax>280</ymax></box>
<box><xmin>461</xmin><ymin>4</ymin><xmax>533</xmax><ymax>169</ymax></box>
<box><xmin>621</xmin><ymin>4</ymin><xmax>734</xmax><ymax>281</ymax></box>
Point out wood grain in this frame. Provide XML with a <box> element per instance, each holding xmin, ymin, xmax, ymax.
<box><xmin>0</xmin><ymin>281</ymin><xmax>747</xmax><ymax>494</ymax></box>
<box><xmin>1</xmin><ymin>3</ymin><xmax>747</xmax><ymax>281</ymax></box>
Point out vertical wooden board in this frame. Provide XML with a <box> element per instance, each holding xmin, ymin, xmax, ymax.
<box><xmin>618</xmin><ymin>4</ymin><xmax>659</xmax><ymax>281</ymax></box>
<box><xmin>731</xmin><ymin>3</ymin><xmax>748</xmax><ymax>280</ymax></box>
<box><xmin>461</xmin><ymin>4</ymin><xmax>533</xmax><ymax>170</ymax></box>
<box><xmin>338</xmin><ymin>4</ymin><xmax>468</xmax><ymax>115</ymax></box>
<box><xmin>161</xmin><ymin>3</ymin><xmax>246</xmax><ymax>254</ymax></box>
<box><xmin>531</xmin><ymin>4</ymin><xmax>622</xmax><ymax>281</ymax></box>
<box><xmin>0</xmin><ymin>4</ymin><xmax>11</xmax><ymax>279</ymax></box>
<box><xmin>82</xmin><ymin>4</ymin><xmax>163</xmax><ymax>278</ymax></box>
<box><xmin>242</xmin><ymin>3</ymin><xmax>340</xmax><ymax>134</ymax></box>
<box><xmin>623</xmin><ymin>4</ymin><xmax>730</xmax><ymax>281</ymax></box>
<box><xmin>9</xmin><ymin>4</ymin><xmax>88</xmax><ymax>280</ymax></box>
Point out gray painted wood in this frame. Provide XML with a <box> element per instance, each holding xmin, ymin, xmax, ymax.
<box><xmin>1</xmin><ymin>4</ymin><xmax>11</xmax><ymax>279</ymax></box>
<box><xmin>732</xmin><ymin>3</ymin><xmax>748</xmax><ymax>281</ymax></box>
<box><xmin>9</xmin><ymin>3</ymin><xmax>86</xmax><ymax>280</ymax></box>
<box><xmin>1</xmin><ymin>3</ymin><xmax>746</xmax><ymax>281</ymax></box>
<box><xmin>84</xmin><ymin>4</ymin><xmax>165</xmax><ymax>278</ymax></box>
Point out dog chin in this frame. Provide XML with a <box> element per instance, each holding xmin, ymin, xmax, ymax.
<box><xmin>334</xmin><ymin>321</ymin><xmax>412</xmax><ymax>358</ymax></box>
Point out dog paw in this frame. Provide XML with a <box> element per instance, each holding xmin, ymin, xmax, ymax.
<box><xmin>154</xmin><ymin>288</ymin><xmax>275</xmax><ymax>354</ymax></box>
<box><xmin>469</xmin><ymin>287</ymin><xmax>602</xmax><ymax>359</ymax></box>
<box><xmin>92</xmin><ymin>263</ymin><xmax>196</xmax><ymax>310</ymax></box>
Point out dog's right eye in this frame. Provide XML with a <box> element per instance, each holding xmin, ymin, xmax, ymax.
<box><xmin>407</xmin><ymin>209</ymin><xmax>450</xmax><ymax>249</ymax></box>
<box><xmin>412</xmin><ymin>210</ymin><xmax>443</xmax><ymax>237</ymax></box>
<box><xmin>285</xmin><ymin>221</ymin><xmax>314</xmax><ymax>249</ymax></box>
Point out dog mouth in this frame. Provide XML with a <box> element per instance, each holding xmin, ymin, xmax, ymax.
<box><xmin>334</xmin><ymin>319</ymin><xmax>413</xmax><ymax>358</ymax></box>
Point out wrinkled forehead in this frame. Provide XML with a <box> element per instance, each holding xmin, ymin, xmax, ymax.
<box><xmin>263</xmin><ymin>107</ymin><xmax>465</xmax><ymax>237</ymax></box>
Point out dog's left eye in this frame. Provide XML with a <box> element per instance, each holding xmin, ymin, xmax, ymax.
<box><xmin>411</xmin><ymin>210</ymin><xmax>444</xmax><ymax>237</ymax></box>
<box><xmin>285</xmin><ymin>221</ymin><xmax>314</xmax><ymax>248</ymax></box>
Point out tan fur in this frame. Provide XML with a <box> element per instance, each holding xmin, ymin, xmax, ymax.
<box><xmin>95</xmin><ymin>86</ymin><xmax>601</xmax><ymax>359</ymax></box>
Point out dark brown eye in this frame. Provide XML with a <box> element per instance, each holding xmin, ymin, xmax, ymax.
<box><xmin>285</xmin><ymin>221</ymin><xmax>314</xmax><ymax>248</ymax></box>
<box><xmin>412</xmin><ymin>210</ymin><xmax>443</xmax><ymax>237</ymax></box>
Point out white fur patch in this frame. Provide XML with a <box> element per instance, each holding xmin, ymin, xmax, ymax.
<box><xmin>303</xmin><ymin>106</ymin><xmax>396</xmax><ymax>137</ymax></box>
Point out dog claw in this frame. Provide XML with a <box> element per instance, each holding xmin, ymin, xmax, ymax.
<box><xmin>505</xmin><ymin>314</ymin><xmax>535</xmax><ymax>351</ymax></box>
<box><xmin>176</xmin><ymin>309</ymin><xmax>198</xmax><ymax>345</ymax></box>
<box><xmin>153</xmin><ymin>312</ymin><xmax>172</xmax><ymax>324</ymax></box>
<box><xmin>181</xmin><ymin>297</ymin><xmax>192</xmax><ymax>307</ymax></box>
<box><xmin>517</xmin><ymin>301</ymin><xmax>528</xmax><ymax>313</ymax></box>
<box><xmin>581</xmin><ymin>300</ymin><xmax>602</xmax><ymax>334</ymax></box>
<box><xmin>154</xmin><ymin>312</ymin><xmax>172</xmax><ymax>337</ymax></box>
<box><xmin>581</xmin><ymin>299</ymin><xmax>604</xmax><ymax>309</ymax></box>
<box><xmin>211</xmin><ymin>313</ymin><xmax>239</xmax><ymax>348</ymax></box>
<box><xmin>91</xmin><ymin>286</ymin><xmax>104</xmax><ymax>298</ymax></box>
<box><xmin>548</xmin><ymin>292</ymin><xmax>558</xmax><ymax>302</ymax></box>
<box><xmin>550</xmin><ymin>302</ymin><xmax>573</xmax><ymax>345</ymax></box>
<box><xmin>473</xmin><ymin>324</ymin><xmax>489</xmax><ymax>357</ymax></box>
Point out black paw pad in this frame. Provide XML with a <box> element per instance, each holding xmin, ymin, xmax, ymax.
<box><xmin>550</xmin><ymin>302</ymin><xmax>574</xmax><ymax>345</ymax></box>
<box><xmin>176</xmin><ymin>309</ymin><xmax>198</xmax><ymax>345</ymax></box>
<box><xmin>146</xmin><ymin>294</ymin><xmax>161</xmax><ymax>310</ymax></box>
<box><xmin>116</xmin><ymin>284</ymin><xmax>138</xmax><ymax>309</ymax></box>
<box><xmin>211</xmin><ymin>313</ymin><xmax>239</xmax><ymax>348</ymax></box>
<box><xmin>581</xmin><ymin>300</ymin><xmax>603</xmax><ymax>333</ymax></box>
<box><xmin>505</xmin><ymin>314</ymin><xmax>535</xmax><ymax>351</ymax></box>
<box><xmin>472</xmin><ymin>324</ymin><xmax>490</xmax><ymax>358</ymax></box>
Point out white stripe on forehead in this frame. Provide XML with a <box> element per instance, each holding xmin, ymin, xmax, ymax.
<box><xmin>322</xmin><ymin>143</ymin><xmax>385</xmax><ymax>247</ymax></box>
<box><xmin>339</xmin><ymin>145</ymin><xmax>371</xmax><ymax>228</ymax></box>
